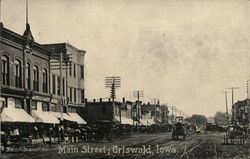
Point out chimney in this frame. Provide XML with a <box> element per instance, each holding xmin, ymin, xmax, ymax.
<box><xmin>108</xmin><ymin>98</ymin><xmax>111</xmax><ymax>102</ymax></box>
<box><xmin>100</xmin><ymin>98</ymin><xmax>102</xmax><ymax>102</ymax></box>
<box><xmin>148</xmin><ymin>102</ymin><xmax>150</xmax><ymax>105</ymax></box>
<box><xmin>85</xmin><ymin>98</ymin><xmax>88</xmax><ymax>103</ymax></box>
<box><xmin>122</xmin><ymin>97</ymin><xmax>125</xmax><ymax>103</ymax></box>
<box><xmin>93</xmin><ymin>99</ymin><xmax>96</xmax><ymax>102</ymax></box>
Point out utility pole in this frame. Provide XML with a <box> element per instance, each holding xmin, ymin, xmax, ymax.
<box><xmin>227</xmin><ymin>87</ymin><xmax>239</xmax><ymax>105</ymax></box>
<box><xmin>222</xmin><ymin>91</ymin><xmax>230</xmax><ymax>124</ymax></box>
<box><xmin>227</xmin><ymin>87</ymin><xmax>239</xmax><ymax>124</ymax></box>
<box><xmin>105</xmin><ymin>76</ymin><xmax>121</xmax><ymax>122</ymax></box>
<box><xmin>50</xmin><ymin>49</ymin><xmax>72</xmax><ymax>123</ymax></box>
<box><xmin>59</xmin><ymin>53</ymin><xmax>63</xmax><ymax>121</ymax></box>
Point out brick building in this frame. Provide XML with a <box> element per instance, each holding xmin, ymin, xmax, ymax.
<box><xmin>0</xmin><ymin>23</ymin><xmax>52</xmax><ymax>122</ymax></box>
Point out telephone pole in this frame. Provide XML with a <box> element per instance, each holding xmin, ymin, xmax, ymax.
<box><xmin>222</xmin><ymin>91</ymin><xmax>230</xmax><ymax>124</ymax></box>
<box><xmin>226</xmin><ymin>87</ymin><xmax>239</xmax><ymax>123</ymax></box>
<box><xmin>226</xmin><ymin>87</ymin><xmax>239</xmax><ymax>105</ymax></box>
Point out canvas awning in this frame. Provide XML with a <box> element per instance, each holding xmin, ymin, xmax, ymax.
<box><xmin>32</xmin><ymin>110</ymin><xmax>60</xmax><ymax>124</ymax></box>
<box><xmin>68</xmin><ymin>113</ymin><xmax>86</xmax><ymax>124</ymax></box>
<box><xmin>52</xmin><ymin>112</ymin><xmax>72</xmax><ymax>121</ymax></box>
<box><xmin>147</xmin><ymin>119</ymin><xmax>155</xmax><ymax>125</ymax></box>
<box><xmin>1</xmin><ymin>108</ymin><xmax>35</xmax><ymax>122</ymax></box>
<box><xmin>140</xmin><ymin>119</ymin><xmax>148</xmax><ymax>126</ymax></box>
<box><xmin>120</xmin><ymin>117</ymin><xmax>133</xmax><ymax>125</ymax></box>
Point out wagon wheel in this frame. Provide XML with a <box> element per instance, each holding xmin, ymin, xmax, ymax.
<box><xmin>35</xmin><ymin>141</ymin><xmax>46</xmax><ymax>152</ymax></box>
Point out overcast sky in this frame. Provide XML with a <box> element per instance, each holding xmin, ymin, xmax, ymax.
<box><xmin>2</xmin><ymin>0</ymin><xmax>250</xmax><ymax>117</ymax></box>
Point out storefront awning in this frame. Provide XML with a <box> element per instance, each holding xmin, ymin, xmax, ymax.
<box><xmin>52</xmin><ymin>112</ymin><xmax>72</xmax><ymax>121</ymax></box>
<box><xmin>147</xmin><ymin>119</ymin><xmax>155</xmax><ymax>125</ymax></box>
<box><xmin>1</xmin><ymin>108</ymin><xmax>35</xmax><ymax>122</ymax></box>
<box><xmin>120</xmin><ymin>117</ymin><xmax>133</xmax><ymax>125</ymax></box>
<box><xmin>140</xmin><ymin>119</ymin><xmax>148</xmax><ymax>126</ymax></box>
<box><xmin>32</xmin><ymin>110</ymin><xmax>60</xmax><ymax>124</ymax></box>
<box><xmin>68</xmin><ymin>113</ymin><xmax>86</xmax><ymax>124</ymax></box>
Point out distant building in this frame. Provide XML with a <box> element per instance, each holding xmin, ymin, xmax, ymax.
<box><xmin>86</xmin><ymin>98</ymin><xmax>141</xmax><ymax>125</ymax></box>
<box><xmin>232</xmin><ymin>99</ymin><xmax>250</xmax><ymax>125</ymax></box>
<box><xmin>141</xmin><ymin>103</ymin><xmax>161</xmax><ymax>124</ymax></box>
<box><xmin>43</xmin><ymin>43</ymin><xmax>86</xmax><ymax>114</ymax></box>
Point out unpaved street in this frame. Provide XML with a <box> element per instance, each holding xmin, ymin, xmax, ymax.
<box><xmin>2</xmin><ymin>132</ymin><xmax>250</xmax><ymax>159</ymax></box>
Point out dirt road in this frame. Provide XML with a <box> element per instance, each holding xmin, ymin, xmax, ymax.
<box><xmin>2</xmin><ymin>132</ymin><xmax>250</xmax><ymax>159</ymax></box>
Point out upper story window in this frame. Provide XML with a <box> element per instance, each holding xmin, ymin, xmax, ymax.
<box><xmin>33</xmin><ymin>65</ymin><xmax>39</xmax><ymax>91</ymax></box>
<box><xmin>69</xmin><ymin>62</ymin><xmax>72</xmax><ymax>76</ymax></box>
<box><xmin>62</xmin><ymin>78</ymin><xmax>65</xmax><ymax>96</ymax></box>
<box><xmin>74</xmin><ymin>88</ymin><xmax>76</xmax><ymax>103</ymax></box>
<box><xmin>1</xmin><ymin>55</ymin><xmax>9</xmax><ymax>86</ymax></box>
<box><xmin>81</xmin><ymin>89</ymin><xmax>85</xmax><ymax>103</ymax></box>
<box><xmin>42</xmin><ymin>68</ymin><xmax>48</xmax><ymax>93</ymax></box>
<box><xmin>26</xmin><ymin>62</ymin><xmax>31</xmax><ymax>89</ymax></box>
<box><xmin>14</xmin><ymin>59</ymin><xmax>22</xmax><ymax>88</ymax></box>
<box><xmin>80</xmin><ymin>65</ymin><xmax>84</xmax><ymax>79</ymax></box>
<box><xmin>57</xmin><ymin>76</ymin><xmax>60</xmax><ymax>95</ymax></box>
<box><xmin>73</xmin><ymin>63</ymin><xmax>76</xmax><ymax>78</ymax></box>
<box><xmin>52</xmin><ymin>75</ymin><xmax>56</xmax><ymax>95</ymax></box>
<box><xmin>69</xmin><ymin>87</ymin><xmax>72</xmax><ymax>102</ymax></box>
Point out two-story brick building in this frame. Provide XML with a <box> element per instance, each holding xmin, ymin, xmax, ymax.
<box><xmin>0</xmin><ymin>23</ymin><xmax>53</xmax><ymax>123</ymax></box>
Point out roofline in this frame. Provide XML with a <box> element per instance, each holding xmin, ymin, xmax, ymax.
<box><xmin>43</xmin><ymin>42</ymin><xmax>86</xmax><ymax>54</ymax></box>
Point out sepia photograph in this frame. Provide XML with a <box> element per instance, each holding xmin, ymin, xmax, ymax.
<box><xmin>0</xmin><ymin>0</ymin><xmax>250</xmax><ymax>158</ymax></box>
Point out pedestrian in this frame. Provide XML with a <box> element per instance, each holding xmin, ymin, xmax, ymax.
<box><xmin>39</xmin><ymin>125</ymin><xmax>46</xmax><ymax>146</ymax></box>
<box><xmin>59</xmin><ymin>125</ymin><xmax>65</xmax><ymax>142</ymax></box>
<box><xmin>48</xmin><ymin>127</ymin><xmax>54</xmax><ymax>146</ymax></box>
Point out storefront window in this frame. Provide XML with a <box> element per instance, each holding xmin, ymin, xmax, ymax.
<box><xmin>42</xmin><ymin>102</ymin><xmax>49</xmax><ymax>111</ymax></box>
<box><xmin>15</xmin><ymin>99</ymin><xmax>23</xmax><ymax>109</ymax></box>
<box><xmin>31</xmin><ymin>101</ymin><xmax>37</xmax><ymax>110</ymax></box>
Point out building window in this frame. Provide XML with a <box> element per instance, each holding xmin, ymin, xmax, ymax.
<box><xmin>1</xmin><ymin>55</ymin><xmax>9</xmax><ymax>86</ymax></box>
<box><xmin>69</xmin><ymin>87</ymin><xmax>72</xmax><ymax>102</ymax></box>
<box><xmin>62</xmin><ymin>78</ymin><xmax>65</xmax><ymax>96</ymax></box>
<box><xmin>14</xmin><ymin>59</ymin><xmax>22</xmax><ymax>88</ymax></box>
<box><xmin>68</xmin><ymin>107</ymin><xmax>77</xmax><ymax>113</ymax></box>
<box><xmin>42</xmin><ymin>69</ymin><xmax>48</xmax><ymax>93</ymax></box>
<box><xmin>42</xmin><ymin>102</ymin><xmax>49</xmax><ymax>111</ymax></box>
<box><xmin>74</xmin><ymin>88</ymin><xmax>76</xmax><ymax>103</ymax></box>
<box><xmin>31</xmin><ymin>101</ymin><xmax>37</xmax><ymax>110</ymax></box>
<box><xmin>81</xmin><ymin>89</ymin><xmax>85</xmax><ymax>103</ymax></box>
<box><xmin>57</xmin><ymin>76</ymin><xmax>60</xmax><ymax>95</ymax></box>
<box><xmin>52</xmin><ymin>75</ymin><xmax>56</xmax><ymax>94</ymax></box>
<box><xmin>80</xmin><ymin>65</ymin><xmax>84</xmax><ymax>79</ymax></box>
<box><xmin>26</xmin><ymin>62</ymin><xmax>31</xmax><ymax>89</ymax></box>
<box><xmin>73</xmin><ymin>63</ymin><xmax>76</xmax><ymax>78</ymax></box>
<box><xmin>69</xmin><ymin>62</ymin><xmax>72</xmax><ymax>76</ymax></box>
<box><xmin>33</xmin><ymin>65</ymin><xmax>39</xmax><ymax>91</ymax></box>
<box><xmin>50</xmin><ymin>104</ymin><xmax>56</xmax><ymax>112</ymax></box>
<box><xmin>15</xmin><ymin>99</ymin><xmax>23</xmax><ymax>109</ymax></box>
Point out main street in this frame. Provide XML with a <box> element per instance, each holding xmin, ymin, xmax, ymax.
<box><xmin>2</xmin><ymin>131</ymin><xmax>250</xmax><ymax>159</ymax></box>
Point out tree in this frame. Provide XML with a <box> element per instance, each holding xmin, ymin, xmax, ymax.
<box><xmin>214</xmin><ymin>111</ymin><xmax>227</xmax><ymax>125</ymax></box>
<box><xmin>185</xmin><ymin>114</ymin><xmax>207</xmax><ymax>126</ymax></box>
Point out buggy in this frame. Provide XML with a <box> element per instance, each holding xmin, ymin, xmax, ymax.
<box><xmin>223</xmin><ymin>125</ymin><xmax>247</xmax><ymax>144</ymax></box>
<box><xmin>172</xmin><ymin>122</ymin><xmax>186</xmax><ymax>140</ymax></box>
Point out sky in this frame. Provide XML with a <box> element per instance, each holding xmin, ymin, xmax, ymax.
<box><xmin>2</xmin><ymin>0</ymin><xmax>250</xmax><ymax>117</ymax></box>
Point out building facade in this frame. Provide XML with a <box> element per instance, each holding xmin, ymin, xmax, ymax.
<box><xmin>0</xmin><ymin>24</ymin><xmax>51</xmax><ymax>118</ymax></box>
<box><xmin>232</xmin><ymin>99</ymin><xmax>250</xmax><ymax>125</ymax></box>
<box><xmin>43</xmin><ymin>43</ymin><xmax>86</xmax><ymax>114</ymax></box>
